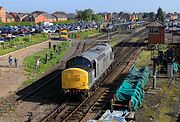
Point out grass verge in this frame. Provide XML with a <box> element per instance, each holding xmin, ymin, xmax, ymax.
<box><xmin>0</xmin><ymin>33</ymin><xmax>48</xmax><ymax>56</ymax></box>
<box><xmin>76</xmin><ymin>29</ymin><xmax>100</xmax><ymax>39</ymax></box>
<box><xmin>23</xmin><ymin>41</ymin><xmax>71</xmax><ymax>85</ymax></box>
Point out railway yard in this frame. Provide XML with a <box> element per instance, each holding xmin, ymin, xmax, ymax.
<box><xmin>0</xmin><ymin>20</ymin><xmax>180</xmax><ymax>122</ymax></box>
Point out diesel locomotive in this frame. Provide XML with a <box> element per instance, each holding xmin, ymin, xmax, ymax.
<box><xmin>61</xmin><ymin>43</ymin><xmax>114</xmax><ymax>97</ymax></box>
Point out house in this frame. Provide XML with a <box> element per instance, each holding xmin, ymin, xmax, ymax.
<box><xmin>22</xmin><ymin>11</ymin><xmax>50</xmax><ymax>23</ymax></box>
<box><xmin>53</xmin><ymin>11</ymin><xmax>67</xmax><ymax>21</ymax></box>
<box><xmin>0</xmin><ymin>6</ymin><xmax>6</xmax><ymax>23</ymax></box>
<box><xmin>166</xmin><ymin>13</ymin><xmax>178</xmax><ymax>20</ymax></box>
<box><xmin>9</xmin><ymin>12</ymin><xmax>20</xmax><ymax>22</ymax></box>
<box><xmin>17</xmin><ymin>13</ymin><xmax>28</xmax><ymax>22</ymax></box>
<box><xmin>99</xmin><ymin>12</ymin><xmax>112</xmax><ymax>22</ymax></box>
<box><xmin>67</xmin><ymin>13</ymin><xmax>75</xmax><ymax>19</ymax></box>
<box><xmin>6</xmin><ymin>12</ymin><xmax>15</xmax><ymax>22</ymax></box>
<box><xmin>146</xmin><ymin>20</ymin><xmax>166</xmax><ymax>44</ymax></box>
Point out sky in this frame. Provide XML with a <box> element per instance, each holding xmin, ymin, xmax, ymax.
<box><xmin>0</xmin><ymin>0</ymin><xmax>180</xmax><ymax>13</ymax></box>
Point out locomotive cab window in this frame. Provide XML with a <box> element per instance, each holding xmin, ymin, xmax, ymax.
<box><xmin>66</xmin><ymin>57</ymin><xmax>92</xmax><ymax>68</ymax></box>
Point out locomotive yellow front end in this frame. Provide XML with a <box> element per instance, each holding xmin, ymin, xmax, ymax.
<box><xmin>61</xmin><ymin>68</ymin><xmax>89</xmax><ymax>93</ymax></box>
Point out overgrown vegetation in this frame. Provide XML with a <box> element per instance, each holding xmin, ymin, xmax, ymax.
<box><xmin>0</xmin><ymin>33</ymin><xmax>48</xmax><ymax>55</ymax></box>
<box><xmin>75</xmin><ymin>29</ymin><xmax>100</xmax><ymax>39</ymax></box>
<box><xmin>24</xmin><ymin>41</ymin><xmax>71</xmax><ymax>85</ymax></box>
<box><xmin>135</xmin><ymin>49</ymin><xmax>179</xmax><ymax>122</ymax></box>
<box><xmin>135</xmin><ymin>51</ymin><xmax>151</xmax><ymax>68</ymax></box>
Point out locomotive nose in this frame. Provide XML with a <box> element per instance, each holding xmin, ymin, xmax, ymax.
<box><xmin>61</xmin><ymin>68</ymin><xmax>89</xmax><ymax>90</ymax></box>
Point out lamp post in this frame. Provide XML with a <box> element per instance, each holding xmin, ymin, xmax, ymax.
<box><xmin>171</xmin><ymin>20</ymin><xmax>174</xmax><ymax>44</ymax></box>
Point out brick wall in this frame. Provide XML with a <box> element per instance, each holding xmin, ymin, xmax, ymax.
<box><xmin>35</xmin><ymin>14</ymin><xmax>49</xmax><ymax>23</ymax></box>
<box><xmin>0</xmin><ymin>7</ymin><xmax>6</xmax><ymax>23</ymax></box>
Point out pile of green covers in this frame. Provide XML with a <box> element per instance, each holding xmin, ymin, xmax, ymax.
<box><xmin>116</xmin><ymin>67</ymin><xmax>149</xmax><ymax>111</ymax></box>
<box><xmin>172</xmin><ymin>62</ymin><xmax>180</xmax><ymax>74</ymax></box>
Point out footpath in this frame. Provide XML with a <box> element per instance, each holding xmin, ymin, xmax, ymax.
<box><xmin>0</xmin><ymin>39</ymin><xmax>78</xmax><ymax>98</ymax></box>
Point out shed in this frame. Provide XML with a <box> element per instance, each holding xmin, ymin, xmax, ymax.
<box><xmin>146</xmin><ymin>20</ymin><xmax>166</xmax><ymax>44</ymax></box>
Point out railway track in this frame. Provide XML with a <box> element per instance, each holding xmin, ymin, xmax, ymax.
<box><xmin>39</xmin><ymin>34</ymin><xmax>146</xmax><ymax>122</ymax></box>
<box><xmin>0</xmin><ymin>28</ymin><xmax>146</xmax><ymax>121</ymax></box>
<box><xmin>63</xmin><ymin>41</ymin><xmax>144</xmax><ymax>122</ymax></box>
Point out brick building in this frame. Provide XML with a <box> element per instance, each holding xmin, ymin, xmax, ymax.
<box><xmin>6</xmin><ymin>12</ymin><xmax>15</xmax><ymax>22</ymax></box>
<box><xmin>0</xmin><ymin>6</ymin><xmax>6</xmax><ymax>23</ymax></box>
<box><xmin>146</xmin><ymin>20</ymin><xmax>166</xmax><ymax>44</ymax></box>
<box><xmin>53</xmin><ymin>11</ymin><xmax>67</xmax><ymax>21</ymax></box>
<box><xmin>22</xmin><ymin>11</ymin><xmax>49</xmax><ymax>23</ymax></box>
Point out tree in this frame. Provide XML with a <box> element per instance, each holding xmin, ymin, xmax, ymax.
<box><xmin>92</xmin><ymin>14</ymin><xmax>104</xmax><ymax>22</ymax></box>
<box><xmin>83</xmin><ymin>9</ymin><xmax>93</xmax><ymax>21</ymax></box>
<box><xmin>156</xmin><ymin>7</ymin><xmax>165</xmax><ymax>23</ymax></box>
<box><xmin>77</xmin><ymin>10</ymin><xmax>84</xmax><ymax>21</ymax></box>
<box><xmin>143</xmin><ymin>12</ymin><xmax>150</xmax><ymax>19</ymax></box>
<box><xmin>76</xmin><ymin>9</ymin><xmax>93</xmax><ymax>21</ymax></box>
<box><xmin>149</xmin><ymin>12</ymin><xmax>155</xmax><ymax>19</ymax></box>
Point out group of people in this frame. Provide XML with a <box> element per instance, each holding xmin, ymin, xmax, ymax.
<box><xmin>48</xmin><ymin>42</ymin><xmax>61</xmax><ymax>54</ymax></box>
<box><xmin>8</xmin><ymin>55</ymin><xmax>18</xmax><ymax>67</ymax></box>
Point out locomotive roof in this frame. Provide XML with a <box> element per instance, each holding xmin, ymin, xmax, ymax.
<box><xmin>80</xmin><ymin>43</ymin><xmax>111</xmax><ymax>62</ymax></box>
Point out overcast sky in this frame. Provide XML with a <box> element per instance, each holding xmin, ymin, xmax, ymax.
<box><xmin>0</xmin><ymin>0</ymin><xmax>180</xmax><ymax>13</ymax></box>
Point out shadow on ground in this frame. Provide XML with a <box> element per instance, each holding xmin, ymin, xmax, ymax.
<box><xmin>16</xmin><ymin>68</ymin><xmax>65</xmax><ymax>105</ymax></box>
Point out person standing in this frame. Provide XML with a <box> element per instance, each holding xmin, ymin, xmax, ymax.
<box><xmin>50</xmin><ymin>52</ymin><xmax>53</xmax><ymax>60</ymax></box>
<box><xmin>8</xmin><ymin>55</ymin><xmax>13</xmax><ymax>66</ymax></box>
<box><xmin>58</xmin><ymin>46</ymin><xmax>61</xmax><ymax>54</ymax></box>
<box><xmin>45</xmin><ymin>52</ymin><xmax>48</xmax><ymax>64</ymax></box>
<box><xmin>49</xmin><ymin>41</ymin><xmax>51</xmax><ymax>49</ymax></box>
<box><xmin>14</xmin><ymin>57</ymin><xmax>17</xmax><ymax>68</ymax></box>
<box><xmin>36</xmin><ymin>58</ymin><xmax>40</xmax><ymax>70</ymax></box>
<box><xmin>53</xmin><ymin>44</ymin><xmax>56</xmax><ymax>52</ymax></box>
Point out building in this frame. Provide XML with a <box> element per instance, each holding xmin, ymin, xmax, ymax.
<box><xmin>67</xmin><ymin>13</ymin><xmax>75</xmax><ymax>20</ymax></box>
<box><xmin>166</xmin><ymin>13</ymin><xmax>178</xmax><ymax>20</ymax></box>
<box><xmin>17</xmin><ymin>13</ymin><xmax>28</xmax><ymax>22</ymax></box>
<box><xmin>99</xmin><ymin>12</ymin><xmax>112</xmax><ymax>22</ymax></box>
<box><xmin>9</xmin><ymin>12</ymin><xmax>28</xmax><ymax>22</ymax></box>
<box><xmin>146</xmin><ymin>20</ymin><xmax>166</xmax><ymax>44</ymax></box>
<box><xmin>6</xmin><ymin>12</ymin><xmax>15</xmax><ymax>22</ymax></box>
<box><xmin>0</xmin><ymin>6</ymin><xmax>6</xmax><ymax>23</ymax></box>
<box><xmin>53</xmin><ymin>11</ymin><xmax>67</xmax><ymax>21</ymax></box>
<box><xmin>22</xmin><ymin>11</ymin><xmax>50</xmax><ymax>23</ymax></box>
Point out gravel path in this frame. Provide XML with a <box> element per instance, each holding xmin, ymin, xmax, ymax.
<box><xmin>0</xmin><ymin>40</ymin><xmax>79</xmax><ymax>98</ymax></box>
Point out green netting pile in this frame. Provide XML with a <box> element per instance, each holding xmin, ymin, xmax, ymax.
<box><xmin>116</xmin><ymin>67</ymin><xmax>149</xmax><ymax>111</ymax></box>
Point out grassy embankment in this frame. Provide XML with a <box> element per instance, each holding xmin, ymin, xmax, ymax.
<box><xmin>0</xmin><ymin>33</ymin><xmax>48</xmax><ymax>56</ymax></box>
<box><xmin>24</xmin><ymin>41</ymin><xmax>71</xmax><ymax>85</ymax></box>
<box><xmin>0</xmin><ymin>22</ymin><xmax>35</xmax><ymax>26</ymax></box>
<box><xmin>75</xmin><ymin>29</ymin><xmax>101</xmax><ymax>39</ymax></box>
<box><xmin>135</xmin><ymin>45</ymin><xmax>178</xmax><ymax>122</ymax></box>
<box><xmin>53</xmin><ymin>19</ymin><xmax>77</xmax><ymax>24</ymax></box>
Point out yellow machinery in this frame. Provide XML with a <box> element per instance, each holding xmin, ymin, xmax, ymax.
<box><xmin>61</xmin><ymin>68</ymin><xmax>89</xmax><ymax>91</ymax></box>
<box><xmin>59</xmin><ymin>28</ymin><xmax>69</xmax><ymax>41</ymax></box>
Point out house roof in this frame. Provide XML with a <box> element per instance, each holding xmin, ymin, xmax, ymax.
<box><xmin>53</xmin><ymin>11</ymin><xmax>67</xmax><ymax>18</ymax></box>
<box><xmin>67</xmin><ymin>13</ymin><xmax>75</xmax><ymax>19</ymax></box>
<box><xmin>6</xmin><ymin>12</ymin><xmax>15</xmax><ymax>19</ymax></box>
<box><xmin>17</xmin><ymin>13</ymin><xmax>28</xmax><ymax>19</ymax></box>
<box><xmin>146</xmin><ymin>20</ymin><xmax>166</xmax><ymax>28</ymax></box>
